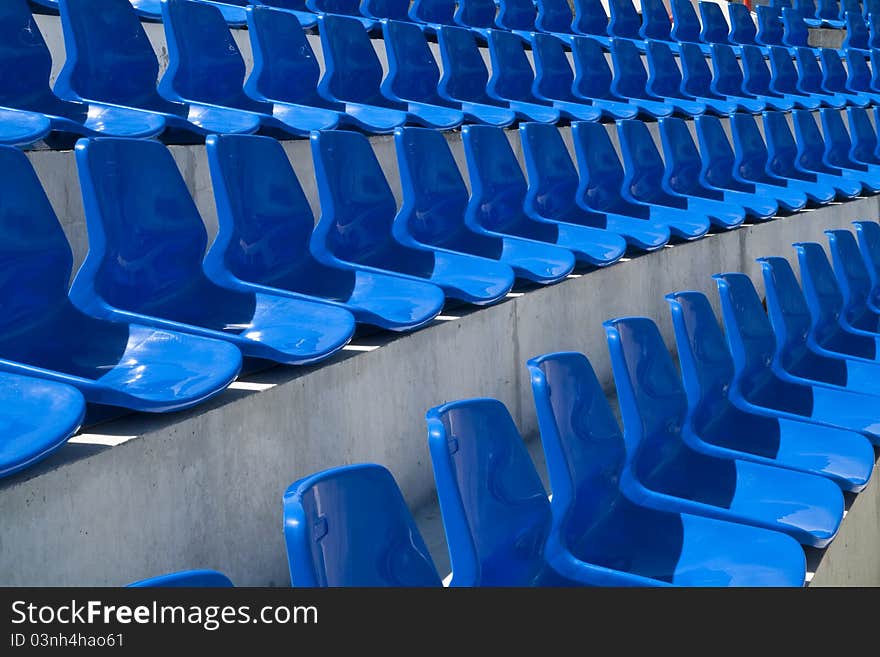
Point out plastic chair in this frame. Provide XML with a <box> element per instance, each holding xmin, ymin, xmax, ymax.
<box><xmin>409</xmin><ymin>0</ymin><xmax>456</xmax><ymax>31</ymax></box>
<box><xmin>454</xmin><ymin>0</ymin><xmax>497</xmax><ymax>32</ymax></box>
<box><xmin>461</xmin><ymin>125</ymin><xmax>626</xmax><ymax>266</ymax></box>
<box><xmin>756</xmin><ymin>5</ymin><xmax>791</xmax><ymax>51</ymax></box>
<box><xmin>394</xmin><ymin>127</ymin><xmax>582</xmax><ymax>280</ymax></box>
<box><xmin>673</xmin><ymin>43</ymin><xmax>744</xmax><ymax>115</ymax></box>
<box><xmin>838</xmin><ymin>0</ymin><xmax>862</xmax><ymax>19</ymax></box>
<box><xmin>319</xmin><ymin>15</ymin><xmax>462</xmax><ymax>129</ymax></box>
<box><xmin>740</xmin><ymin>45</ymin><xmax>796</xmax><ymax>111</ymax></box>
<box><xmin>497</xmin><ymin>0</ymin><xmax>539</xmax><ymax>34</ymax></box>
<box><xmin>520</xmin><ymin>122</ymin><xmax>671</xmax><ymax>251</ymax></box>
<box><xmin>667</xmin><ymin>288</ymin><xmax>873</xmax><ymax>492</ymax></box>
<box><xmin>819</xmin><ymin>108</ymin><xmax>880</xmax><ymax>191</ymax></box>
<box><xmin>846</xmin><ymin>107</ymin><xmax>880</xmax><ymax>168</ymax></box>
<box><xmin>854</xmin><ymin>221</ymin><xmax>880</xmax><ymax>313</ymax></box>
<box><xmin>252</xmin><ymin>0</ymin><xmax>319</xmax><ymax>27</ymax></box>
<box><xmin>868</xmin><ymin>12</ymin><xmax>880</xmax><ymax>48</ymax></box>
<box><xmin>640</xmin><ymin>0</ymin><xmax>674</xmax><ymax>42</ymax></box>
<box><xmin>74</xmin><ymin>137</ymin><xmax>356</xmax><ymax>365</ymax></box>
<box><xmin>311</xmin><ymin>130</ymin><xmax>514</xmax><ymax>305</ymax></box>
<box><xmin>819</xmin><ymin>49</ymin><xmax>872</xmax><ymax>107</ymax></box>
<box><xmin>826</xmin><ymin>229</ymin><xmax>880</xmax><ymax>333</ymax></box>
<box><xmin>715</xmin><ymin>270</ymin><xmax>880</xmax><ymax>444</ymax></box>
<box><xmin>0</xmin><ymin>108</ymin><xmax>51</xmax><ymax>147</ymax></box>
<box><xmin>611</xmin><ymin>39</ymin><xmax>697</xmax><ymax>117</ymax></box>
<box><xmin>571</xmin><ymin>0</ymin><xmax>610</xmax><ymax>43</ymax></box>
<box><xmin>767</xmin><ymin>46</ymin><xmax>822</xmax><ymax>109</ymax></box>
<box><xmin>0</xmin><ymin>0</ymin><xmax>165</xmax><ymax>147</ymax></box>
<box><xmin>485</xmin><ymin>31</ymin><xmax>570</xmax><ymax>123</ymax></box>
<box><xmin>533</xmin><ymin>34</ymin><xmax>638</xmax><ymax>120</ymax></box>
<box><xmin>245</xmin><ymin>6</ymin><xmax>402</xmax><ymax>134</ymax></box>
<box><xmin>647</xmin><ymin>41</ymin><xmax>738</xmax><ymax>116</ymax></box>
<box><xmin>536</xmin><ymin>0</ymin><xmax>576</xmax><ymax>36</ymax></box>
<box><xmin>708</xmin><ymin>44</ymin><xmax>767</xmax><ymax>113</ymax></box>
<box><xmin>659</xmin><ymin>117</ymin><xmax>773</xmax><ymax>220</ymax></box>
<box><xmin>866</xmin><ymin>0</ymin><xmax>880</xmax><ymax>18</ymax></box>
<box><xmin>837</xmin><ymin>49</ymin><xmax>880</xmax><ymax>105</ymax></box>
<box><xmin>305</xmin><ymin>0</ymin><xmax>378</xmax><ymax>29</ymax></box>
<box><xmin>608</xmin><ymin>0</ymin><xmax>641</xmax><ymax>40</ymax></box>
<box><xmin>204</xmin><ymin>134</ymin><xmax>444</xmax><ymax>331</ymax></box>
<box><xmin>0</xmin><ymin>144</ymin><xmax>242</xmax><ymax>412</ymax></box>
<box><xmin>528</xmin><ymin>350</ymin><xmax>808</xmax><ymax>586</ymax></box>
<box><xmin>843</xmin><ymin>10</ymin><xmax>871</xmax><ymax>50</ymax></box>
<box><xmin>696</xmin><ymin>113</ymin><xmax>803</xmax><ymax>212</ymax></box>
<box><xmin>617</xmin><ymin>119</ymin><xmax>718</xmax><ymax>235</ymax></box>
<box><xmin>699</xmin><ymin>1</ymin><xmax>734</xmax><ymax>46</ymax></box>
<box><xmin>35</xmin><ymin>0</ymin><xmax>251</xmax><ymax>24</ymax></box>
<box><xmin>284</xmin><ymin>464</ymin><xmax>442</xmax><ymax>587</ymax></box>
<box><xmin>790</xmin><ymin>109</ymin><xmax>866</xmax><ymax>197</ymax></box>
<box><xmin>56</xmin><ymin>0</ymin><xmax>260</xmax><ymax>141</ymax></box>
<box><xmin>569</xmin><ymin>36</ymin><xmax>646</xmax><ymax>118</ymax></box>
<box><xmin>605</xmin><ymin>315</ymin><xmax>843</xmax><ymax>547</ymax></box>
<box><xmin>728</xmin><ymin>1</ymin><xmax>760</xmax><ymax>47</ymax></box>
<box><xmin>794</xmin><ymin>48</ymin><xmax>847</xmax><ymax>109</ymax></box>
<box><xmin>782</xmin><ymin>7</ymin><xmax>812</xmax><ymax>48</ymax></box>
<box><xmin>0</xmin><ymin>373</ymin><xmax>85</xmax><ymax>479</ymax></box>
<box><xmin>671</xmin><ymin>0</ymin><xmax>709</xmax><ymax>53</ymax></box>
<box><xmin>128</xmin><ymin>570</ymin><xmax>235</xmax><ymax>587</ymax></box>
<box><xmin>816</xmin><ymin>0</ymin><xmax>845</xmax><ymax>27</ymax></box>
<box><xmin>794</xmin><ymin>0</ymin><xmax>823</xmax><ymax>26</ymax></box>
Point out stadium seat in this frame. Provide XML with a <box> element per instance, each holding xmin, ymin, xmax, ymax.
<box><xmin>204</xmin><ymin>134</ymin><xmax>445</xmax><ymax>331</ymax></box>
<box><xmin>520</xmin><ymin>122</ymin><xmax>671</xmax><ymax>251</ymax></box>
<box><xmin>248</xmin><ymin>0</ymin><xmax>318</xmax><ymax>28</ymax></box>
<box><xmin>708</xmin><ymin>44</ymin><xmax>767</xmax><ymax>113</ymax></box>
<box><xmin>819</xmin><ymin>49</ymin><xmax>872</xmax><ymax>107</ymax></box>
<box><xmin>0</xmin><ymin>373</ymin><xmax>85</xmax><ymax>479</ymax></box>
<box><xmin>409</xmin><ymin>0</ymin><xmax>456</xmax><ymax>32</ymax></box>
<box><xmin>0</xmin><ymin>0</ymin><xmax>165</xmax><ymax>146</ymax></box>
<box><xmin>659</xmin><ymin>117</ymin><xmax>774</xmax><ymax>220</ymax></box>
<box><xmin>527</xmin><ymin>351</ymin><xmax>808</xmax><ymax>586</ymax></box>
<box><xmin>454</xmin><ymin>0</ymin><xmax>496</xmax><ymax>34</ymax></box>
<box><xmin>56</xmin><ymin>0</ymin><xmax>261</xmax><ymax>141</ymax></box>
<box><xmin>842</xmin><ymin>50</ymin><xmax>880</xmax><ymax>104</ymax></box>
<box><xmin>394</xmin><ymin>127</ymin><xmax>581</xmax><ymax>280</ymax></box>
<box><xmin>696</xmin><ymin>114</ymin><xmax>805</xmax><ymax>212</ymax></box>
<box><xmin>73</xmin><ymin>137</ymin><xmax>356</xmax><ymax>365</ymax></box>
<box><xmin>819</xmin><ymin>109</ymin><xmax>880</xmax><ymax>191</ymax></box>
<box><xmin>0</xmin><ymin>108</ymin><xmax>51</xmax><ymax>146</ymax></box>
<box><xmin>611</xmin><ymin>39</ymin><xmax>695</xmax><ymax>117</ymax></box>
<box><xmin>756</xmin><ymin>5</ymin><xmax>792</xmax><ymax>51</ymax></box>
<box><xmin>310</xmin><ymin>129</ymin><xmax>514</xmax><ymax>305</ymax></box>
<box><xmin>854</xmin><ymin>220</ymin><xmax>880</xmax><ymax>312</ymax></box>
<box><xmin>160</xmin><ymin>0</ymin><xmax>339</xmax><ymax>137</ymax></box>
<box><xmin>647</xmin><ymin>41</ymin><xmax>739</xmax><ymax>116</ymax></box>
<box><xmin>361</xmin><ymin>0</ymin><xmax>410</xmax><ymax>20</ymax></box>
<box><xmin>318</xmin><ymin>14</ymin><xmax>462</xmax><ymax>129</ymax></box>
<box><xmin>815</xmin><ymin>0</ymin><xmax>845</xmax><ymax>27</ymax></box>
<box><xmin>728</xmin><ymin>1</ymin><xmax>761</xmax><ymax>48</ymax></box>
<box><xmin>608</xmin><ymin>0</ymin><xmax>641</xmax><ymax>41</ymax></box>
<box><xmin>617</xmin><ymin>119</ymin><xmax>726</xmax><ymax>233</ymax></box>
<box><xmin>767</xmin><ymin>46</ymin><xmax>822</xmax><ymax>110</ymax></box>
<box><xmin>284</xmin><ymin>464</ymin><xmax>443</xmax><ymax>587</ymax></box>
<box><xmin>715</xmin><ymin>270</ymin><xmax>880</xmax><ymax>444</ymax></box>
<box><xmin>699</xmin><ymin>1</ymin><xmax>735</xmax><ymax>47</ymax></box>
<box><xmin>33</xmin><ymin>0</ymin><xmax>250</xmax><ymax>24</ymax></box>
<box><xmin>667</xmin><ymin>290</ymin><xmax>873</xmax><ymax>492</ymax></box>
<box><xmin>128</xmin><ymin>570</ymin><xmax>235</xmax><ymax>587</ymax></box>
<box><xmin>827</xmin><ymin>229</ymin><xmax>880</xmax><ymax>333</ymax></box>
<box><xmin>846</xmin><ymin>107</ymin><xmax>880</xmax><ymax>168</ymax></box>
<box><xmin>790</xmin><ymin>109</ymin><xmax>867</xmax><ymax>196</ymax></box>
<box><xmin>843</xmin><ymin>9</ymin><xmax>871</xmax><ymax>49</ymax></box>
<box><xmin>536</xmin><ymin>0</ymin><xmax>576</xmax><ymax>36</ymax></box>
<box><xmin>740</xmin><ymin>45</ymin><xmax>796</xmax><ymax>111</ymax></box>
<box><xmin>794</xmin><ymin>48</ymin><xmax>846</xmax><ymax>109</ymax></box>
<box><xmin>782</xmin><ymin>7</ymin><xmax>812</xmax><ymax>48</ymax></box>
<box><xmin>761</xmin><ymin>111</ymin><xmax>839</xmax><ymax>202</ymax></box>
<box><xmin>245</xmin><ymin>6</ymin><xmax>403</xmax><ymax>134</ymax></box>
<box><xmin>496</xmin><ymin>0</ymin><xmax>539</xmax><ymax>35</ymax></box>
<box><xmin>868</xmin><ymin>12</ymin><xmax>880</xmax><ymax>48</ymax></box>
<box><xmin>305</xmin><ymin>0</ymin><xmax>378</xmax><ymax>29</ymax></box>
<box><xmin>0</xmin><ymin>145</ymin><xmax>242</xmax><ymax>412</ymax></box>
<box><xmin>671</xmin><ymin>0</ymin><xmax>710</xmax><ymax>53</ymax></box>
<box><xmin>640</xmin><ymin>0</ymin><xmax>674</xmax><ymax>44</ymax></box>
<box><xmin>460</xmin><ymin>125</ymin><xmax>626</xmax><ymax>266</ymax></box>
<box><xmin>569</xmin><ymin>36</ymin><xmax>646</xmax><ymax>118</ymax></box>
<box><xmin>794</xmin><ymin>0</ymin><xmax>823</xmax><ymax>27</ymax></box>
<box><xmin>680</xmin><ymin>43</ymin><xmax>760</xmax><ymax>114</ymax></box>
<box><xmin>532</xmin><ymin>34</ymin><xmax>638</xmax><ymax>120</ymax></box>
<box><xmin>605</xmin><ymin>315</ymin><xmax>844</xmax><ymax>547</ymax></box>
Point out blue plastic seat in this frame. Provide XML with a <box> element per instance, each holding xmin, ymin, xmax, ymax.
<box><xmin>794</xmin><ymin>0</ymin><xmax>823</xmax><ymax>26</ymax></box>
<box><xmin>0</xmin><ymin>0</ymin><xmax>165</xmax><ymax>147</ymax></box>
<box><xmin>819</xmin><ymin>49</ymin><xmax>872</xmax><ymax>107</ymax></box>
<box><xmin>252</xmin><ymin>0</ymin><xmax>319</xmax><ymax>27</ymax></box>
<box><xmin>826</xmin><ymin>229</ymin><xmax>880</xmax><ymax>334</ymax></box>
<box><xmin>533</xmin><ymin>34</ymin><xmax>637</xmax><ymax>120</ymax></box>
<box><xmin>790</xmin><ymin>109</ymin><xmax>866</xmax><ymax>197</ymax></box>
<box><xmin>454</xmin><ymin>0</ymin><xmax>497</xmax><ymax>32</ymax></box>
<box><xmin>709</xmin><ymin>44</ymin><xmax>767</xmax><ymax>113</ymax></box>
<box><xmin>527</xmin><ymin>351</ymin><xmax>808</xmax><ymax>586</ymax></box>
<box><xmin>319</xmin><ymin>15</ymin><xmax>462</xmax><ymax>129</ymax></box>
<box><xmin>36</xmin><ymin>0</ymin><xmax>252</xmax><ymax>24</ymax></box>
<box><xmin>461</xmin><ymin>125</ymin><xmax>625</xmax><ymax>266</ymax></box>
<box><xmin>496</xmin><ymin>0</ymin><xmax>539</xmax><ymax>34</ymax></box>
<box><xmin>205</xmin><ymin>134</ymin><xmax>444</xmax><ymax>332</ymax></box>
<box><xmin>128</xmin><ymin>570</ymin><xmax>235</xmax><ymax>587</ymax></box>
<box><xmin>521</xmin><ymin>122</ymin><xmax>671</xmax><ymax>251</ymax></box>
<box><xmin>640</xmin><ymin>0</ymin><xmax>675</xmax><ymax>43</ymax></box>
<box><xmin>794</xmin><ymin>47</ymin><xmax>847</xmax><ymax>108</ymax></box>
<box><xmin>409</xmin><ymin>0</ymin><xmax>456</xmax><ymax>31</ymax></box>
<box><xmin>819</xmin><ymin>108</ymin><xmax>880</xmax><ymax>192</ymax></box>
<box><xmin>304</xmin><ymin>0</ymin><xmax>379</xmax><ymax>29</ymax></box>
<box><xmin>767</xmin><ymin>46</ymin><xmax>822</xmax><ymax>110</ymax></box>
<box><xmin>868</xmin><ymin>12</ymin><xmax>880</xmax><ymax>48</ymax></box>
<box><xmin>667</xmin><ymin>289</ymin><xmax>873</xmax><ymax>493</ymax></box>
<box><xmin>160</xmin><ymin>0</ymin><xmax>339</xmax><ymax>138</ymax></box>
<box><xmin>536</xmin><ymin>0</ymin><xmax>576</xmax><ymax>36</ymax></box>
<box><xmin>0</xmin><ymin>108</ymin><xmax>51</xmax><ymax>147</ymax></box>
<box><xmin>846</xmin><ymin>107</ymin><xmax>880</xmax><ymax>168</ymax></box>
<box><xmin>608</xmin><ymin>0</ymin><xmax>641</xmax><ymax>40</ymax></box>
<box><xmin>311</xmin><ymin>129</ymin><xmax>513</xmax><ymax>305</ymax></box>
<box><xmin>756</xmin><ymin>5</ymin><xmax>792</xmax><ymax>51</ymax></box>
<box><xmin>617</xmin><ymin>119</ymin><xmax>720</xmax><ymax>235</ymax></box>
<box><xmin>646</xmin><ymin>41</ymin><xmax>738</xmax><ymax>116</ymax></box>
<box><xmin>837</xmin><ymin>49</ymin><xmax>880</xmax><ymax>104</ymax></box>
<box><xmin>740</xmin><ymin>45</ymin><xmax>796</xmax><ymax>111</ymax></box>
<box><xmin>56</xmin><ymin>0</ymin><xmax>260</xmax><ymax>141</ymax></box>
<box><xmin>728</xmin><ymin>1</ymin><xmax>760</xmax><ymax>47</ymax></box>
<box><xmin>816</xmin><ymin>0</ymin><xmax>845</xmax><ymax>27</ymax></box>
<box><xmin>843</xmin><ymin>9</ymin><xmax>871</xmax><ymax>50</ymax></box>
<box><xmin>569</xmin><ymin>36</ymin><xmax>646</xmax><ymax>117</ymax></box>
<box><xmin>699</xmin><ymin>1</ymin><xmax>735</xmax><ymax>46</ymax></box>
<box><xmin>74</xmin><ymin>137</ymin><xmax>356</xmax><ymax>365</ymax></box>
<box><xmin>0</xmin><ymin>144</ymin><xmax>242</xmax><ymax>412</ymax></box>
<box><xmin>571</xmin><ymin>0</ymin><xmax>610</xmax><ymax>43</ymax></box>
<box><xmin>854</xmin><ymin>220</ymin><xmax>880</xmax><ymax>313</ymax></box>
<box><xmin>782</xmin><ymin>7</ymin><xmax>813</xmax><ymax>48</ymax></box>
<box><xmin>678</xmin><ymin>43</ymin><xmax>756</xmax><ymax>114</ymax></box>
<box><xmin>696</xmin><ymin>113</ymin><xmax>804</xmax><ymax>212</ymax></box>
<box><xmin>671</xmin><ymin>0</ymin><xmax>710</xmax><ymax>53</ymax></box>
<box><xmin>605</xmin><ymin>315</ymin><xmax>844</xmax><ymax>547</ymax></box>
<box><xmin>0</xmin><ymin>373</ymin><xmax>84</xmax><ymax>479</ymax></box>
<box><xmin>715</xmin><ymin>270</ymin><xmax>880</xmax><ymax>444</ymax></box>
<box><xmin>284</xmin><ymin>464</ymin><xmax>442</xmax><ymax>587</ymax></box>
<box><xmin>612</xmin><ymin>39</ymin><xmax>700</xmax><ymax>117</ymax></box>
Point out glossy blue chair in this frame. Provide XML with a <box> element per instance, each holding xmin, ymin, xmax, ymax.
<box><xmin>740</xmin><ymin>45</ymin><xmax>796</xmax><ymax>112</ymax></box>
<box><xmin>756</xmin><ymin>4</ymin><xmax>792</xmax><ymax>51</ymax></box>
<box><xmin>646</xmin><ymin>41</ymin><xmax>739</xmax><ymax>116</ymax></box>
<box><xmin>671</xmin><ymin>0</ymin><xmax>710</xmax><ymax>54</ymax></box>
<box><xmin>708</xmin><ymin>44</ymin><xmax>767</xmax><ymax>113</ymax></box>
<box><xmin>496</xmin><ymin>0</ymin><xmax>539</xmax><ymax>35</ymax></box>
<box><xmin>528</xmin><ymin>351</ymin><xmax>808</xmax><ymax>586</ymax></box>
<box><xmin>611</xmin><ymin>39</ymin><xmax>693</xmax><ymax>117</ymax></box>
<box><xmin>608</xmin><ymin>0</ymin><xmax>641</xmax><ymax>41</ymax></box>
<box><xmin>159</xmin><ymin>0</ymin><xmax>339</xmax><ymax>138</ymax></box>
<box><xmin>571</xmin><ymin>0</ymin><xmax>610</xmax><ymax>43</ymax></box>
<box><xmin>0</xmin><ymin>145</ymin><xmax>242</xmax><ymax>412</ymax></box>
<box><xmin>854</xmin><ymin>220</ymin><xmax>880</xmax><ymax>313</ymax></box>
<box><xmin>667</xmin><ymin>289</ymin><xmax>873</xmax><ymax>493</ymax></box>
<box><xmin>205</xmin><ymin>134</ymin><xmax>444</xmax><ymax>332</ymax></box>
<box><xmin>827</xmin><ymin>229</ymin><xmax>880</xmax><ymax>332</ymax></box>
<box><xmin>533</xmin><ymin>34</ymin><xmax>638</xmax><ymax>120</ymax></box>
<box><xmin>536</xmin><ymin>0</ymin><xmax>576</xmax><ymax>36</ymax></box>
<box><xmin>454</xmin><ymin>0</ymin><xmax>497</xmax><ymax>32</ymax></box>
<box><xmin>284</xmin><ymin>464</ymin><xmax>442</xmax><ymax>587</ymax></box>
<box><xmin>74</xmin><ymin>137</ymin><xmax>355</xmax><ymax>365</ymax></box>
<box><xmin>617</xmin><ymin>119</ymin><xmax>720</xmax><ymax>235</ymax></box>
<box><xmin>128</xmin><ymin>570</ymin><xmax>235</xmax><ymax>587</ymax></box>
<box><xmin>569</xmin><ymin>36</ymin><xmax>646</xmax><ymax>118</ymax></box>
<box><xmin>819</xmin><ymin>109</ymin><xmax>880</xmax><ymax>191</ymax></box>
<box><xmin>250</xmin><ymin>0</ymin><xmax>319</xmax><ymax>27</ymax></box>
<box><xmin>816</xmin><ymin>0</ymin><xmax>845</xmax><ymax>27</ymax></box>
<box><xmin>461</xmin><ymin>125</ymin><xmax>625</xmax><ymax>266</ymax></box>
<box><xmin>790</xmin><ymin>109</ymin><xmax>867</xmax><ymax>196</ymax></box>
<box><xmin>0</xmin><ymin>108</ymin><xmax>51</xmax><ymax>147</ymax></box>
<box><xmin>767</xmin><ymin>46</ymin><xmax>822</xmax><ymax>110</ymax></box>
<box><xmin>305</xmin><ymin>0</ymin><xmax>378</xmax><ymax>29</ymax></box>
<box><xmin>605</xmin><ymin>315</ymin><xmax>844</xmax><ymax>547</ymax></box>
<box><xmin>521</xmin><ymin>122</ymin><xmax>670</xmax><ymax>251</ymax></box>
<box><xmin>0</xmin><ymin>0</ymin><xmax>165</xmax><ymax>147</ymax></box>
<box><xmin>843</xmin><ymin>9</ymin><xmax>871</xmax><ymax>50</ymax></box>
<box><xmin>382</xmin><ymin>21</ymin><xmax>511</xmax><ymax>127</ymax></box>
<box><xmin>728</xmin><ymin>1</ymin><xmax>760</xmax><ymax>48</ymax></box>
<box><xmin>842</xmin><ymin>49</ymin><xmax>880</xmax><ymax>104</ymax></box>
<box><xmin>700</xmin><ymin>1</ymin><xmax>735</xmax><ymax>47</ymax></box>
<box><xmin>0</xmin><ymin>373</ymin><xmax>84</xmax><ymax>479</ymax></box>
<box><xmin>820</xmin><ymin>49</ymin><xmax>872</xmax><ymax>107</ymax></box>
<box><xmin>794</xmin><ymin>0</ymin><xmax>823</xmax><ymax>26</ymax></box>
<box><xmin>696</xmin><ymin>113</ymin><xmax>804</xmax><ymax>212</ymax></box>
<box><xmin>868</xmin><ymin>12</ymin><xmax>880</xmax><ymax>48</ymax></box>
<box><xmin>715</xmin><ymin>270</ymin><xmax>880</xmax><ymax>444</ymax></box>
<box><xmin>55</xmin><ymin>0</ymin><xmax>260</xmax><ymax>141</ymax></box>
<box><xmin>846</xmin><ymin>107</ymin><xmax>880</xmax><ymax>169</ymax></box>
<box><xmin>409</xmin><ymin>0</ymin><xmax>456</xmax><ymax>31</ymax></box>
<box><xmin>311</xmin><ymin>130</ymin><xmax>513</xmax><ymax>305</ymax></box>
<box><xmin>35</xmin><ymin>0</ymin><xmax>251</xmax><ymax>24</ymax></box>
<box><xmin>674</xmin><ymin>44</ymin><xmax>741</xmax><ymax>115</ymax></box>
<box><xmin>394</xmin><ymin>126</ymin><xmax>577</xmax><ymax>282</ymax></box>
<box><xmin>640</xmin><ymin>0</ymin><xmax>675</xmax><ymax>43</ymax></box>
<box><xmin>319</xmin><ymin>15</ymin><xmax>462</xmax><ymax>129</ymax></box>
<box><xmin>794</xmin><ymin>48</ymin><xmax>847</xmax><ymax>109</ymax></box>
<box><xmin>782</xmin><ymin>7</ymin><xmax>813</xmax><ymax>48</ymax></box>
<box><xmin>244</xmin><ymin>6</ymin><xmax>401</xmax><ymax>134</ymax></box>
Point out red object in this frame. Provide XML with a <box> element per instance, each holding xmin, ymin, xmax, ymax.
<box><xmin>743</xmin><ymin>0</ymin><xmax>753</xmax><ymax>10</ymax></box>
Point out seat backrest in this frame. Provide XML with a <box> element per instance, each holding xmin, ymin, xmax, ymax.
<box><xmin>844</xmin><ymin>49</ymin><xmax>872</xmax><ymax>93</ymax></box>
<box><xmin>608</xmin><ymin>0</ymin><xmax>641</xmax><ymax>38</ymax></box>
<box><xmin>317</xmin><ymin>14</ymin><xmax>385</xmax><ymax>105</ymax></box>
<box><xmin>728</xmin><ymin>1</ymin><xmax>757</xmax><ymax>45</ymax></box>
<box><xmin>756</xmin><ymin>4</ymin><xmax>784</xmax><ymax>46</ymax></box>
<box><xmin>571</xmin><ymin>36</ymin><xmax>615</xmax><ymax>99</ymax></box>
<box><xmin>870</xmin><ymin>50</ymin><xmax>880</xmax><ymax>92</ymax></box>
<box><xmin>818</xmin><ymin>48</ymin><xmax>848</xmax><ymax>93</ymax></box>
<box><xmin>793</xmin><ymin>241</ymin><xmax>849</xmax><ymax>345</ymax></box>
<box><xmin>758</xmin><ymin>256</ymin><xmax>816</xmax><ymax>363</ymax></box>
<box><xmin>695</xmin><ymin>114</ymin><xmax>741</xmax><ymax>188</ymax></box>
<box><xmin>816</xmin><ymin>0</ymin><xmax>839</xmax><ymax>19</ymax></box>
<box><xmin>73</xmin><ymin>138</ymin><xmax>208</xmax><ymax>312</ymax></box>
<box><xmin>854</xmin><ymin>220</ymin><xmax>880</xmax><ymax>289</ymax></box>
<box><xmin>497</xmin><ymin>0</ymin><xmax>538</xmax><ymax>31</ymax></box>
<box><xmin>791</xmin><ymin>108</ymin><xmax>827</xmax><ymax>167</ymax></box>
<box><xmin>741</xmin><ymin>44</ymin><xmax>773</xmax><ymax>95</ymax></box>
<box><xmin>826</xmin><ymin>229</ymin><xmax>874</xmax><ymax>315</ymax></box>
<box><xmin>410</xmin><ymin>0</ymin><xmax>456</xmax><ymax>25</ymax></box>
<box><xmin>617</xmin><ymin>119</ymin><xmax>670</xmax><ymax>201</ymax></box>
<box><xmin>487</xmin><ymin>30</ymin><xmax>538</xmax><ymax>102</ymax></box>
<box><xmin>56</xmin><ymin>0</ymin><xmax>164</xmax><ymax>106</ymax></box>
<box><xmin>536</xmin><ymin>0</ymin><xmax>574</xmax><ymax>33</ymax></box>
<box><xmin>362</xmin><ymin>0</ymin><xmax>411</xmax><ymax>20</ymax></box>
<box><xmin>640</xmin><ymin>0</ymin><xmax>672</xmax><ymax>40</ymax></box>
<box><xmin>671</xmin><ymin>0</ymin><xmax>702</xmax><ymax>42</ymax></box>
<box><xmin>455</xmin><ymin>0</ymin><xmax>497</xmax><ymax>27</ymax></box>
<box><xmin>437</xmin><ymin>26</ymin><xmax>492</xmax><ymax>104</ymax></box>
<box><xmin>847</xmin><ymin>107</ymin><xmax>879</xmax><ymax>163</ymax></box>
<box><xmin>794</xmin><ymin>47</ymin><xmax>824</xmax><ymax>93</ymax></box>
<box><xmin>700</xmin><ymin>1</ymin><xmax>731</xmax><ymax>44</ymax></box>
<box><xmin>532</xmin><ymin>33</ymin><xmax>576</xmax><ymax>102</ymax></box>
<box><xmin>311</xmin><ymin>0</ymin><xmax>362</xmax><ymax>15</ymax></box>
<box><xmin>382</xmin><ymin>20</ymin><xmax>443</xmax><ymax>104</ymax></box>
<box><xmin>204</xmin><ymin>134</ymin><xmax>317</xmax><ymax>286</ymax></box>
<box><xmin>572</xmin><ymin>0</ymin><xmax>608</xmax><ymax>35</ymax></box>
<box><xmin>710</xmin><ymin>43</ymin><xmax>747</xmax><ymax>97</ymax></box>
<box><xmin>426</xmin><ymin>398</ymin><xmax>553</xmax><ymax>587</ymax></box>
<box><xmin>520</xmin><ymin>122</ymin><xmax>586</xmax><ymax>223</ymax></box>
<box><xmin>679</xmin><ymin>41</ymin><xmax>714</xmax><ymax>96</ymax></box>
<box><xmin>0</xmin><ymin>0</ymin><xmax>55</xmax><ymax>107</ymax></box>
<box><xmin>128</xmin><ymin>570</ymin><xmax>234</xmax><ymax>587</ymax></box>
<box><xmin>869</xmin><ymin>12</ymin><xmax>880</xmax><ymax>48</ymax></box>
<box><xmin>794</xmin><ymin>0</ymin><xmax>817</xmax><ymax>15</ymax></box>
<box><xmin>768</xmin><ymin>46</ymin><xmax>801</xmax><ymax>94</ymax></box>
<box><xmin>610</xmin><ymin>38</ymin><xmax>649</xmax><ymax>99</ymax></box>
<box><xmin>844</xmin><ymin>9</ymin><xmax>870</xmax><ymax>49</ymax></box>
<box><xmin>763</xmin><ymin>110</ymin><xmax>800</xmax><ymax>173</ymax></box>
<box><xmin>659</xmin><ymin>117</ymin><xmax>711</xmax><ymax>195</ymax></box>
<box><xmin>646</xmin><ymin>40</ymin><xmax>684</xmax><ymax>98</ymax></box>
<box><xmin>819</xmin><ymin>107</ymin><xmax>854</xmax><ymax>167</ymax></box>
<box><xmin>245</xmin><ymin>5</ymin><xmax>323</xmax><ymax>106</ymax></box>
<box><xmin>782</xmin><ymin>7</ymin><xmax>810</xmax><ymax>47</ymax></box>
<box><xmin>730</xmin><ymin>112</ymin><xmax>773</xmax><ymax>180</ymax></box>
<box><xmin>284</xmin><ymin>464</ymin><xmax>442</xmax><ymax>587</ymax></box>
